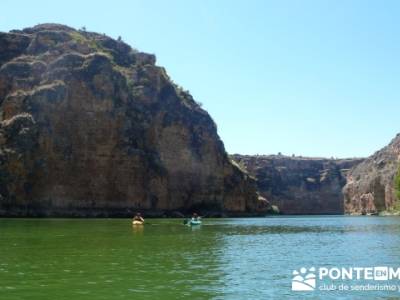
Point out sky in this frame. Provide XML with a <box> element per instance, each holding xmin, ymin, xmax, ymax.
<box><xmin>2</xmin><ymin>0</ymin><xmax>399</xmax><ymax>158</ymax></box>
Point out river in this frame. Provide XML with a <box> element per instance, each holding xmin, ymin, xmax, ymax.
<box><xmin>1</xmin><ymin>216</ymin><xmax>400</xmax><ymax>299</ymax></box>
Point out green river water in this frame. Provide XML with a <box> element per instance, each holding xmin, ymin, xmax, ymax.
<box><xmin>1</xmin><ymin>216</ymin><xmax>400</xmax><ymax>299</ymax></box>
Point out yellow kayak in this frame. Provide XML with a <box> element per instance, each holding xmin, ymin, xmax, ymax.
<box><xmin>132</xmin><ymin>220</ymin><xmax>144</xmax><ymax>225</ymax></box>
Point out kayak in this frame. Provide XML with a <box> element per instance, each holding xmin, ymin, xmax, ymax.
<box><xmin>132</xmin><ymin>220</ymin><xmax>144</xmax><ymax>225</ymax></box>
<box><xmin>183</xmin><ymin>219</ymin><xmax>202</xmax><ymax>226</ymax></box>
<box><xmin>189</xmin><ymin>220</ymin><xmax>202</xmax><ymax>226</ymax></box>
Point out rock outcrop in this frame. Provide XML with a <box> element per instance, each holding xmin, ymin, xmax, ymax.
<box><xmin>232</xmin><ymin>154</ymin><xmax>363</xmax><ymax>214</ymax></box>
<box><xmin>0</xmin><ymin>24</ymin><xmax>268</xmax><ymax>217</ymax></box>
<box><xmin>343</xmin><ymin>134</ymin><xmax>400</xmax><ymax>215</ymax></box>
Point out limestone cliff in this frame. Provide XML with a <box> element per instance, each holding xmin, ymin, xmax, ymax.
<box><xmin>0</xmin><ymin>24</ymin><xmax>268</xmax><ymax>217</ymax></box>
<box><xmin>232</xmin><ymin>154</ymin><xmax>363</xmax><ymax>214</ymax></box>
<box><xmin>343</xmin><ymin>134</ymin><xmax>400</xmax><ymax>215</ymax></box>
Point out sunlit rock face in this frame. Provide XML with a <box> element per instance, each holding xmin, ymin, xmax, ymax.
<box><xmin>343</xmin><ymin>135</ymin><xmax>400</xmax><ymax>215</ymax></box>
<box><xmin>0</xmin><ymin>24</ymin><xmax>268</xmax><ymax>217</ymax></box>
<box><xmin>232</xmin><ymin>154</ymin><xmax>363</xmax><ymax>214</ymax></box>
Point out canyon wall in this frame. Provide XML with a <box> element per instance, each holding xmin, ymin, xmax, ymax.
<box><xmin>0</xmin><ymin>24</ymin><xmax>268</xmax><ymax>217</ymax></box>
<box><xmin>343</xmin><ymin>134</ymin><xmax>400</xmax><ymax>215</ymax></box>
<box><xmin>232</xmin><ymin>154</ymin><xmax>363</xmax><ymax>214</ymax></box>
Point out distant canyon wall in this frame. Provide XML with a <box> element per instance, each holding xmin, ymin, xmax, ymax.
<box><xmin>232</xmin><ymin>154</ymin><xmax>363</xmax><ymax>214</ymax></box>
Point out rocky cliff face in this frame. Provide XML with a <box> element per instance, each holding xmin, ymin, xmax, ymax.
<box><xmin>232</xmin><ymin>154</ymin><xmax>363</xmax><ymax>214</ymax></box>
<box><xmin>0</xmin><ymin>24</ymin><xmax>268</xmax><ymax>217</ymax></box>
<box><xmin>343</xmin><ymin>135</ymin><xmax>400</xmax><ymax>215</ymax></box>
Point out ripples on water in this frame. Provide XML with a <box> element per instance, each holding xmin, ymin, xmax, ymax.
<box><xmin>1</xmin><ymin>216</ymin><xmax>400</xmax><ymax>299</ymax></box>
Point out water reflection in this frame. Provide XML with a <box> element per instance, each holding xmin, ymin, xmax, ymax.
<box><xmin>132</xmin><ymin>224</ymin><xmax>144</xmax><ymax>235</ymax></box>
<box><xmin>189</xmin><ymin>225</ymin><xmax>202</xmax><ymax>231</ymax></box>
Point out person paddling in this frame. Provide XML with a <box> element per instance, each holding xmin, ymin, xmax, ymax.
<box><xmin>132</xmin><ymin>212</ymin><xmax>144</xmax><ymax>224</ymax></box>
<box><xmin>191</xmin><ymin>213</ymin><xmax>200</xmax><ymax>222</ymax></box>
<box><xmin>183</xmin><ymin>212</ymin><xmax>202</xmax><ymax>225</ymax></box>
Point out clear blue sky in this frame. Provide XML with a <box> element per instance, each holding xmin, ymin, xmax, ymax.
<box><xmin>2</xmin><ymin>0</ymin><xmax>399</xmax><ymax>158</ymax></box>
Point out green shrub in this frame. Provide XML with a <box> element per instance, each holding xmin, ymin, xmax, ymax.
<box><xmin>394</xmin><ymin>164</ymin><xmax>400</xmax><ymax>200</ymax></box>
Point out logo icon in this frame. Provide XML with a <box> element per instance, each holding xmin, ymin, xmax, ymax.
<box><xmin>292</xmin><ymin>267</ymin><xmax>316</xmax><ymax>291</ymax></box>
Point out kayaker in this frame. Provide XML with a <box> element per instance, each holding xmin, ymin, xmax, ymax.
<box><xmin>191</xmin><ymin>213</ymin><xmax>200</xmax><ymax>222</ymax></box>
<box><xmin>183</xmin><ymin>213</ymin><xmax>202</xmax><ymax>225</ymax></box>
<box><xmin>133</xmin><ymin>212</ymin><xmax>144</xmax><ymax>223</ymax></box>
